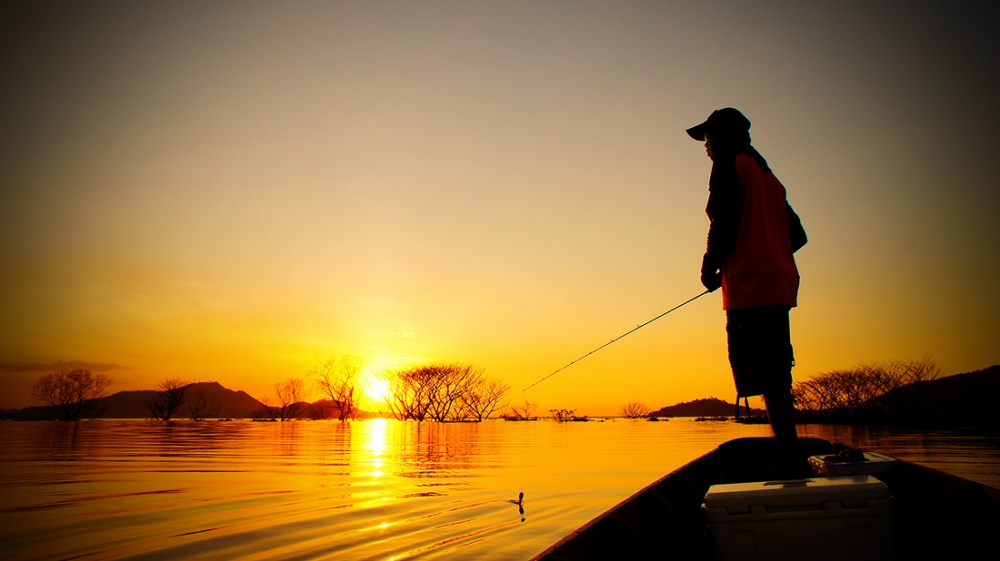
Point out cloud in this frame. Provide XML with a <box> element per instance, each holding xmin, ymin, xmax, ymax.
<box><xmin>0</xmin><ymin>361</ymin><xmax>129</xmax><ymax>373</ymax></box>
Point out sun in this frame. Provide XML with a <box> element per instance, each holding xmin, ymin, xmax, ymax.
<box><xmin>362</xmin><ymin>372</ymin><xmax>390</xmax><ymax>407</ymax></box>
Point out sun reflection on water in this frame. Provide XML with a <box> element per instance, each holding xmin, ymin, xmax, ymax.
<box><xmin>364</xmin><ymin>417</ymin><xmax>389</xmax><ymax>457</ymax></box>
<box><xmin>357</xmin><ymin>417</ymin><xmax>390</xmax><ymax>480</ymax></box>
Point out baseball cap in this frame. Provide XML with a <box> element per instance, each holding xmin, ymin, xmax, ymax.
<box><xmin>686</xmin><ymin>108</ymin><xmax>751</xmax><ymax>141</ymax></box>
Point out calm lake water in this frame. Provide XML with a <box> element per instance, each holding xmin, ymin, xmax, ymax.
<box><xmin>2</xmin><ymin>419</ymin><xmax>998</xmax><ymax>561</ymax></box>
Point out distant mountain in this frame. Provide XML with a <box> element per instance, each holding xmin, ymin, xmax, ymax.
<box><xmin>96</xmin><ymin>381</ymin><xmax>267</xmax><ymax>419</ymax></box>
<box><xmin>649</xmin><ymin>397</ymin><xmax>765</xmax><ymax>418</ymax></box>
<box><xmin>2</xmin><ymin>382</ymin><xmax>267</xmax><ymax>420</ymax></box>
<box><xmin>95</xmin><ymin>388</ymin><xmax>162</xmax><ymax>418</ymax></box>
<box><xmin>0</xmin><ymin>381</ymin><xmax>383</xmax><ymax>421</ymax></box>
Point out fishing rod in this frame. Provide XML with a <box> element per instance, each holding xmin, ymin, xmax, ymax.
<box><xmin>522</xmin><ymin>289</ymin><xmax>712</xmax><ymax>392</ymax></box>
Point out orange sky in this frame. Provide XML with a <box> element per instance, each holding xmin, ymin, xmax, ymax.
<box><xmin>2</xmin><ymin>2</ymin><xmax>998</xmax><ymax>414</ymax></box>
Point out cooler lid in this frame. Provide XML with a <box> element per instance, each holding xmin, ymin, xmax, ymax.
<box><xmin>703</xmin><ymin>475</ymin><xmax>889</xmax><ymax>514</ymax></box>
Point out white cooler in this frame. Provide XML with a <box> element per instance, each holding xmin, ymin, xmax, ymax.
<box><xmin>702</xmin><ymin>476</ymin><xmax>894</xmax><ymax>561</ymax></box>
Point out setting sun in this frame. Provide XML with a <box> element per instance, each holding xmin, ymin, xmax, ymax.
<box><xmin>362</xmin><ymin>372</ymin><xmax>390</xmax><ymax>410</ymax></box>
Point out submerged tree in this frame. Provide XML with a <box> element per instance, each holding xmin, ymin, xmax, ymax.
<box><xmin>505</xmin><ymin>400</ymin><xmax>538</xmax><ymax>420</ymax></box>
<box><xmin>387</xmin><ymin>364</ymin><xmax>460</xmax><ymax>421</ymax></box>
<box><xmin>550</xmin><ymin>408</ymin><xmax>576</xmax><ymax>422</ymax></box>
<box><xmin>30</xmin><ymin>369</ymin><xmax>112</xmax><ymax>421</ymax></box>
<box><xmin>312</xmin><ymin>355</ymin><xmax>362</xmax><ymax>421</ymax></box>
<box><xmin>462</xmin><ymin>378</ymin><xmax>511</xmax><ymax>421</ymax></box>
<box><xmin>148</xmin><ymin>378</ymin><xmax>191</xmax><ymax>421</ymax></box>
<box><xmin>187</xmin><ymin>385</ymin><xmax>221</xmax><ymax>421</ymax></box>
<box><xmin>273</xmin><ymin>378</ymin><xmax>307</xmax><ymax>421</ymax></box>
<box><xmin>621</xmin><ymin>402</ymin><xmax>652</xmax><ymax>419</ymax></box>
<box><xmin>386</xmin><ymin>363</ymin><xmax>506</xmax><ymax>422</ymax></box>
<box><xmin>386</xmin><ymin>366</ymin><xmax>431</xmax><ymax>421</ymax></box>
<box><xmin>425</xmin><ymin>364</ymin><xmax>480</xmax><ymax>422</ymax></box>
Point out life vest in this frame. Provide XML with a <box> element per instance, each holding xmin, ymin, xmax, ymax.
<box><xmin>721</xmin><ymin>153</ymin><xmax>799</xmax><ymax>310</ymax></box>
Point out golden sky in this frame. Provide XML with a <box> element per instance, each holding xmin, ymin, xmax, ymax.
<box><xmin>2</xmin><ymin>1</ymin><xmax>998</xmax><ymax>414</ymax></box>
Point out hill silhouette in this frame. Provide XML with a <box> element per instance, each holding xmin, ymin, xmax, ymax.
<box><xmin>86</xmin><ymin>382</ymin><xmax>267</xmax><ymax>418</ymax></box>
<box><xmin>853</xmin><ymin>365</ymin><xmax>998</xmax><ymax>427</ymax></box>
<box><xmin>3</xmin><ymin>382</ymin><xmax>268</xmax><ymax>420</ymax></box>
<box><xmin>647</xmin><ymin>366</ymin><xmax>1000</xmax><ymax>427</ymax></box>
<box><xmin>0</xmin><ymin>381</ymin><xmax>372</xmax><ymax>421</ymax></box>
<box><xmin>649</xmin><ymin>397</ymin><xmax>765</xmax><ymax>418</ymax></box>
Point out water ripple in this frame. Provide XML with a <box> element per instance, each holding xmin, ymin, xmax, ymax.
<box><xmin>0</xmin><ymin>419</ymin><xmax>995</xmax><ymax>560</ymax></box>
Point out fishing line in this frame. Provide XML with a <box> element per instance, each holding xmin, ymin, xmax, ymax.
<box><xmin>510</xmin><ymin>289</ymin><xmax>711</xmax><ymax>516</ymax></box>
<box><xmin>522</xmin><ymin>289</ymin><xmax>712</xmax><ymax>392</ymax></box>
<box><xmin>518</xmin><ymin>421</ymin><xmax>526</xmax><ymax>518</ymax></box>
<box><xmin>520</xmin><ymin>420</ymin><xmax>525</xmax><ymax>491</ymax></box>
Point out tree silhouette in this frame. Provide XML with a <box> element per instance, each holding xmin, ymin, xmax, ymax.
<box><xmin>187</xmin><ymin>386</ymin><xmax>221</xmax><ymax>421</ymax></box>
<box><xmin>312</xmin><ymin>355</ymin><xmax>362</xmax><ymax>421</ymax></box>
<box><xmin>274</xmin><ymin>378</ymin><xmax>306</xmax><ymax>421</ymax></box>
<box><xmin>30</xmin><ymin>369</ymin><xmax>112</xmax><ymax>421</ymax></box>
<box><xmin>550</xmin><ymin>408</ymin><xmax>576</xmax><ymax>422</ymax></box>
<box><xmin>504</xmin><ymin>400</ymin><xmax>537</xmax><ymax>420</ymax></box>
<box><xmin>621</xmin><ymin>402</ymin><xmax>652</xmax><ymax>419</ymax></box>
<box><xmin>385</xmin><ymin>363</ymin><xmax>503</xmax><ymax>422</ymax></box>
<box><xmin>425</xmin><ymin>364</ymin><xmax>479</xmax><ymax>422</ymax></box>
<box><xmin>148</xmin><ymin>379</ymin><xmax>190</xmax><ymax>420</ymax></box>
<box><xmin>462</xmin><ymin>377</ymin><xmax>511</xmax><ymax>421</ymax></box>
<box><xmin>792</xmin><ymin>359</ymin><xmax>941</xmax><ymax>413</ymax></box>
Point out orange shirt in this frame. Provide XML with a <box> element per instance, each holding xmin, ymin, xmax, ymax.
<box><xmin>721</xmin><ymin>154</ymin><xmax>800</xmax><ymax>310</ymax></box>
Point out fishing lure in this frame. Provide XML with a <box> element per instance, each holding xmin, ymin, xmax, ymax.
<box><xmin>508</xmin><ymin>491</ymin><xmax>525</xmax><ymax>516</ymax></box>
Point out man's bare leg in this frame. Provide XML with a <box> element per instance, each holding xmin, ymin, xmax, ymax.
<box><xmin>763</xmin><ymin>388</ymin><xmax>808</xmax><ymax>477</ymax></box>
<box><xmin>763</xmin><ymin>388</ymin><xmax>797</xmax><ymax>446</ymax></box>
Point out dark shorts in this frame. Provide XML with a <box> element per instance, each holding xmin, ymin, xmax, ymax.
<box><xmin>726</xmin><ymin>305</ymin><xmax>794</xmax><ymax>397</ymax></box>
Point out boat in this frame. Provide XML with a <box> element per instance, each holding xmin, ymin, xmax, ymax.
<box><xmin>531</xmin><ymin>437</ymin><xmax>1000</xmax><ymax>560</ymax></box>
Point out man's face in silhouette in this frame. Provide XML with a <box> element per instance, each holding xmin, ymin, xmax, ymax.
<box><xmin>704</xmin><ymin>132</ymin><xmax>714</xmax><ymax>161</ymax></box>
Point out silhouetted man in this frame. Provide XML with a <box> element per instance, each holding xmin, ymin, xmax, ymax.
<box><xmin>687</xmin><ymin>108</ymin><xmax>808</xmax><ymax>475</ymax></box>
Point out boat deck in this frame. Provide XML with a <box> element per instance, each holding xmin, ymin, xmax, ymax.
<box><xmin>532</xmin><ymin>437</ymin><xmax>1000</xmax><ymax>560</ymax></box>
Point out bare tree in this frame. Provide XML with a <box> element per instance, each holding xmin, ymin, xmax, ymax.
<box><xmin>793</xmin><ymin>359</ymin><xmax>941</xmax><ymax>413</ymax></box>
<box><xmin>148</xmin><ymin>378</ymin><xmax>191</xmax><ymax>420</ymax></box>
<box><xmin>504</xmin><ymin>400</ymin><xmax>537</xmax><ymax>420</ymax></box>
<box><xmin>386</xmin><ymin>369</ymin><xmax>414</xmax><ymax>421</ymax></box>
<box><xmin>461</xmin><ymin>377</ymin><xmax>511</xmax><ymax>421</ymax></box>
<box><xmin>385</xmin><ymin>363</ymin><xmax>493</xmax><ymax>422</ymax></box>
<box><xmin>426</xmin><ymin>364</ymin><xmax>481</xmax><ymax>422</ymax></box>
<box><xmin>387</xmin><ymin>365</ymin><xmax>445</xmax><ymax>421</ymax></box>
<box><xmin>386</xmin><ymin>368</ymin><xmax>418</xmax><ymax>421</ymax></box>
<box><xmin>621</xmin><ymin>402</ymin><xmax>652</xmax><ymax>419</ymax></box>
<box><xmin>187</xmin><ymin>387</ymin><xmax>221</xmax><ymax>421</ymax></box>
<box><xmin>550</xmin><ymin>408</ymin><xmax>576</xmax><ymax>422</ymax></box>
<box><xmin>312</xmin><ymin>355</ymin><xmax>362</xmax><ymax>421</ymax></box>
<box><xmin>31</xmin><ymin>369</ymin><xmax>112</xmax><ymax>421</ymax></box>
<box><xmin>274</xmin><ymin>378</ymin><xmax>306</xmax><ymax>421</ymax></box>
